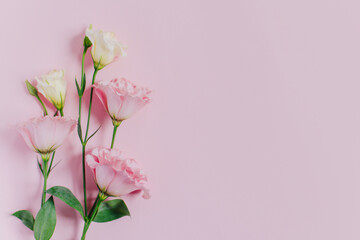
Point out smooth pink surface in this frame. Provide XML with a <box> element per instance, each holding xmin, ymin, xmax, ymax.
<box><xmin>1</xmin><ymin>0</ymin><xmax>360</xmax><ymax>239</ymax></box>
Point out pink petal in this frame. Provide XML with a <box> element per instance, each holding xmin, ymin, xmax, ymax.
<box><xmin>95</xmin><ymin>165</ymin><xmax>115</xmax><ymax>192</ymax></box>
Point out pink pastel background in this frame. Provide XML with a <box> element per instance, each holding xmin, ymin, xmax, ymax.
<box><xmin>1</xmin><ymin>0</ymin><xmax>360</xmax><ymax>239</ymax></box>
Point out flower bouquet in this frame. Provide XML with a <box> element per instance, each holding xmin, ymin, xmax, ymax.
<box><xmin>12</xmin><ymin>25</ymin><xmax>151</xmax><ymax>240</ymax></box>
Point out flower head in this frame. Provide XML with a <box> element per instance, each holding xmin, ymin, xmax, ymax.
<box><xmin>35</xmin><ymin>70</ymin><xmax>67</xmax><ymax>111</ymax></box>
<box><xmin>85</xmin><ymin>25</ymin><xmax>127</xmax><ymax>70</ymax></box>
<box><xmin>17</xmin><ymin>116</ymin><xmax>76</xmax><ymax>155</ymax></box>
<box><xmin>93</xmin><ymin>78</ymin><xmax>151</xmax><ymax>123</ymax></box>
<box><xmin>86</xmin><ymin>147</ymin><xmax>150</xmax><ymax>199</ymax></box>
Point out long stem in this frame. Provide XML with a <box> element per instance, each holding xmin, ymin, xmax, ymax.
<box><xmin>78</xmin><ymin>97</ymin><xmax>82</xmax><ymax>131</ymax></box>
<box><xmin>81</xmin><ymin>193</ymin><xmax>105</xmax><ymax>240</ymax></box>
<box><xmin>59</xmin><ymin>108</ymin><xmax>64</xmax><ymax>117</ymax></box>
<box><xmin>84</xmin><ymin>68</ymin><xmax>99</xmax><ymax>141</ymax></box>
<box><xmin>41</xmin><ymin>156</ymin><xmax>49</xmax><ymax>206</ymax></box>
<box><xmin>80</xmin><ymin>68</ymin><xmax>99</xmax><ymax>218</ymax></box>
<box><xmin>78</xmin><ymin>49</ymin><xmax>89</xmax><ymax>217</ymax></box>
<box><xmin>82</xmin><ymin>144</ymin><xmax>87</xmax><ymax>216</ymax></box>
<box><xmin>111</xmin><ymin>125</ymin><xmax>118</xmax><ymax>149</ymax></box>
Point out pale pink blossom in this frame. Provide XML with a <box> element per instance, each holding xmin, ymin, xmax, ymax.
<box><xmin>17</xmin><ymin>116</ymin><xmax>76</xmax><ymax>154</ymax></box>
<box><xmin>93</xmin><ymin>78</ymin><xmax>151</xmax><ymax>122</ymax></box>
<box><xmin>86</xmin><ymin>147</ymin><xmax>150</xmax><ymax>199</ymax></box>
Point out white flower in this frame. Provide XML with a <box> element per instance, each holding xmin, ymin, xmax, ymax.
<box><xmin>35</xmin><ymin>70</ymin><xmax>67</xmax><ymax>110</ymax></box>
<box><xmin>85</xmin><ymin>25</ymin><xmax>127</xmax><ymax>69</ymax></box>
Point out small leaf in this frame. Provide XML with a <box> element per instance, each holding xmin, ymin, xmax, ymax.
<box><xmin>47</xmin><ymin>186</ymin><xmax>84</xmax><ymax>218</ymax></box>
<box><xmin>85</xmin><ymin>125</ymin><xmax>101</xmax><ymax>143</ymax></box>
<box><xmin>93</xmin><ymin>199</ymin><xmax>130</xmax><ymax>223</ymax></box>
<box><xmin>34</xmin><ymin>197</ymin><xmax>56</xmax><ymax>240</ymax></box>
<box><xmin>12</xmin><ymin>210</ymin><xmax>34</xmax><ymax>231</ymax></box>
<box><xmin>48</xmin><ymin>160</ymin><xmax>62</xmax><ymax>175</ymax></box>
<box><xmin>25</xmin><ymin>80</ymin><xmax>38</xmax><ymax>97</ymax></box>
<box><xmin>47</xmin><ymin>152</ymin><xmax>56</xmax><ymax>175</ymax></box>
<box><xmin>83</xmin><ymin>36</ymin><xmax>92</xmax><ymax>50</ymax></box>
<box><xmin>37</xmin><ymin>158</ymin><xmax>43</xmax><ymax>176</ymax></box>
<box><xmin>81</xmin><ymin>73</ymin><xmax>86</xmax><ymax>95</ymax></box>
<box><xmin>75</xmin><ymin>77</ymin><xmax>81</xmax><ymax>96</ymax></box>
<box><xmin>77</xmin><ymin>119</ymin><xmax>83</xmax><ymax>143</ymax></box>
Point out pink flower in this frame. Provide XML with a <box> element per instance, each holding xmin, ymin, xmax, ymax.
<box><xmin>86</xmin><ymin>147</ymin><xmax>150</xmax><ymax>199</ymax></box>
<box><xmin>93</xmin><ymin>78</ymin><xmax>151</xmax><ymax>123</ymax></box>
<box><xmin>17</xmin><ymin>116</ymin><xmax>76</xmax><ymax>154</ymax></box>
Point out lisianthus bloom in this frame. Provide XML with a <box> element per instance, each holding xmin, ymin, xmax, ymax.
<box><xmin>17</xmin><ymin>116</ymin><xmax>76</xmax><ymax>155</ymax></box>
<box><xmin>93</xmin><ymin>78</ymin><xmax>151</xmax><ymax>124</ymax></box>
<box><xmin>85</xmin><ymin>25</ymin><xmax>127</xmax><ymax>70</ymax></box>
<box><xmin>86</xmin><ymin>147</ymin><xmax>150</xmax><ymax>199</ymax></box>
<box><xmin>35</xmin><ymin>70</ymin><xmax>67</xmax><ymax>111</ymax></box>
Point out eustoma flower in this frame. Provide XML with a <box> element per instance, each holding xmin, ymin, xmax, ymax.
<box><xmin>85</xmin><ymin>25</ymin><xmax>127</xmax><ymax>70</ymax></box>
<box><xmin>86</xmin><ymin>147</ymin><xmax>150</xmax><ymax>199</ymax></box>
<box><xmin>18</xmin><ymin>116</ymin><xmax>76</xmax><ymax>157</ymax></box>
<box><xmin>35</xmin><ymin>70</ymin><xmax>67</xmax><ymax>114</ymax></box>
<box><xmin>17</xmin><ymin>116</ymin><xmax>76</xmax><ymax>207</ymax></box>
<box><xmin>94</xmin><ymin>78</ymin><xmax>151</xmax><ymax>124</ymax></box>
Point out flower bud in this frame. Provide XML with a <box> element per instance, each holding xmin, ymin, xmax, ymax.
<box><xmin>35</xmin><ymin>70</ymin><xmax>67</xmax><ymax>111</ymax></box>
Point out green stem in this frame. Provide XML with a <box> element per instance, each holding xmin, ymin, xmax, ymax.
<box><xmin>78</xmin><ymin>48</ymin><xmax>89</xmax><ymax>217</ymax></box>
<box><xmin>81</xmin><ymin>193</ymin><xmax>106</xmax><ymax>240</ymax></box>
<box><xmin>80</xmin><ymin>67</ymin><xmax>98</xmax><ymax>218</ymax></box>
<box><xmin>36</xmin><ymin>95</ymin><xmax>48</xmax><ymax>116</ymax></box>
<box><xmin>84</xmin><ymin>68</ymin><xmax>99</xmax><ymax>141</ymax></box>
<box><xmin>78</xmin><ymin>97</ymin><xmax>82</xmax><ymax>132</ymax></box>
<box><xmin>82</xmin><ymin>144</ymin><xmax>87</xmax><ymax>217</ymax></box>
<box><xmin>111</xmin><ymin>125</ymin><xmax>119</xmax><ymax>149</ymax></box>
<box><xmin>41</xmin><ymin>155</ymin><xmax>49</xmax><ymax>206</ymax></box>
<box><xmin>59</xmin><ymin>108</ymin><xmax>64</xmax><ymax>117</ymax></box>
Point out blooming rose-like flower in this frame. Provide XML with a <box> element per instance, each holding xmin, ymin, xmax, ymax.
<box><xmin>18</xmin><ymin>116</ymin><xmax>76</xmax><ymax>155</ymax></box>
<box><xmin>86</xmin><ymin>147</ymin><xmax>150</xmax><ymax>199</ymax></box>
<box><xmin>85</xmin><ymin>25</ymin><xmax>127</xmax><ymax>69</ymax></box>
<box><xmin>35</xmin><ymin>70</ymin><xmax>67</xmax><ymax>111</ymax></box>
<box><xmin>93</xmin><ymin>78</ymin><xmax>151</xmax><ymax>123</ymax></box>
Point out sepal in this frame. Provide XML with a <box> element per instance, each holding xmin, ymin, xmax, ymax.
<box><xmin>83</xmin><ymin>35</ymin><xmax>92</xmax><ymax>51</ymax></box>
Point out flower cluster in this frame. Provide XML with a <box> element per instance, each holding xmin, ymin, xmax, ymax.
<box><xmin>13</xmin><ymin>25</ymin><xmax>152</xmax><ymax>240</ymax></box>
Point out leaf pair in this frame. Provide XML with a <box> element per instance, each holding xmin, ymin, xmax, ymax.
<box><xmin>75</xmin><ymin>74</ymin><xmax>86</xmax><ymax>97</ymax></box>
<box><xmin>47</xmin><ymin>186</ymin><xmax>130</xmax><ymax>222</ymax></box>
<box><xmin>13</xmin><ymin>197</ymin><xmax>56</xmax><ymax>240</ymax></box>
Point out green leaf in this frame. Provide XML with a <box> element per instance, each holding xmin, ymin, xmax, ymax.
<box><xmin>34</xmin><ymin>197</ymin><xmax>56</xmax><ymax>240</ymax></box>
<box><xmin>93</xmin><ymin>199</ymin><xmax>130</xmax><ymax>223</ymax></box>
<box><xmin>37</xmin><ymin>159</ymin><xmax>44</xmax><ymax>176</ymax></box>
<box><xmin>25</xmin><ymin>80</ymin><xmax>38</xmax><ymax>97</ymax></box>
<box><xmin>83</xmin><ymin>36</ymin><xmax>92</xmax><ymax>50</ymax></box>
<box><xmin>77</xmin><ymin>119</ymin><xmax>83</xmax><ymax>143</ymax></box>
<box><xmin>47</xmin><ymin>186</ymin><xmax>84</xmax><ymax>218</ymax></box>
<box><xmin>85</xmin><ymin>125</ymin><xmax>101</xmax><ymax>143</ymax></box>
<box><xmin>81</xmin><ymin>73</ymin><xmax>86</xmax><ymax>95</ymax></box>
<box><xmin>75</xmin><ymin>77</ymin><xmax>80</xmax><ymax>96</ymax></box>
<box><xmin>12</xmin><ymin>210</ymin><xmax>35</xmax><ymax>231</ymax></box>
